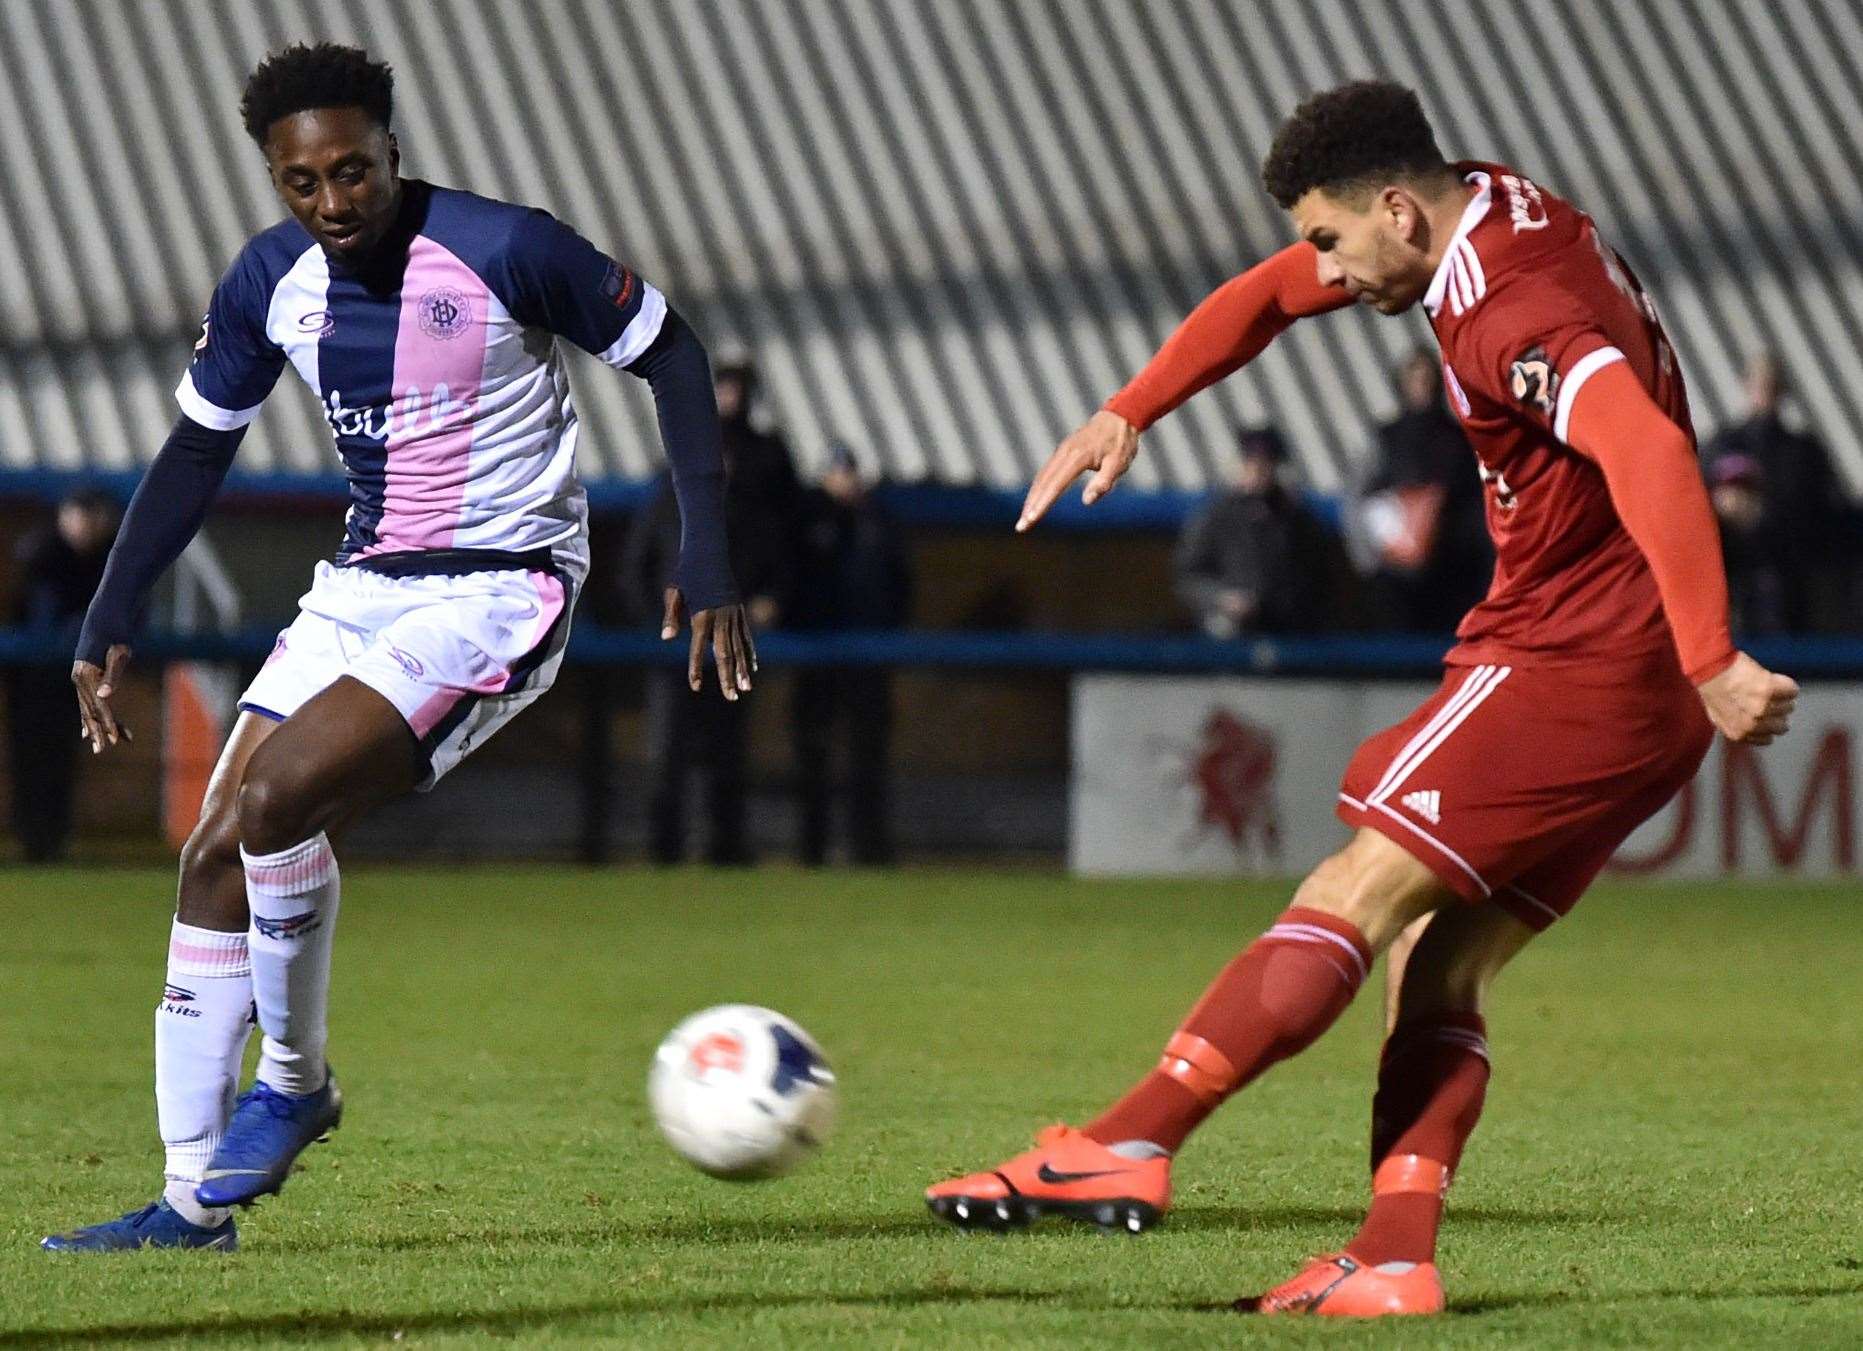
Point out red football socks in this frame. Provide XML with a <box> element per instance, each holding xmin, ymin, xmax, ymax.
<box><xmin>1085</xmin><ymin>906</ymin><xmax>1372</xmax><ymax>1153</ymax></box>
<box><xmin>1346</xmin><ymin>1013</ymin><xmax>1491</xmax><ymax>1266</ymax></box>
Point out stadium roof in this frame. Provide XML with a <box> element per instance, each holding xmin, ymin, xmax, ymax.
<box><xmin>1</xmin><ymin>0</ymin><xmax>1859</xmax><ymax>495</ymax></box>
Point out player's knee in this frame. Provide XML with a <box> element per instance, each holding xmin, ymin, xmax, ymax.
<box><xmin>235</xmin><ymin>762</ymin><xmax>318</xmax><ymax>857</ymax></box>
<box><xmin>1293</xmin><ymin>838</ymin><xmax>1441</xmax><ymax>952</ymax></box>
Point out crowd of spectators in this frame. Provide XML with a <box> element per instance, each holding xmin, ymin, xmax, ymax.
<box><xmin>5</xmin><ymin>489</ymin><xmax>118</xmax><ymax>861</ymax></box>
<box><xmin>619</xmin><ymin>358</ymin><xmax>911</xmax><ymax>867</ymax></box>
<box><xmin>1172</xmin><ymin>349</ymin><xmax>1856</xmax><ymax>641</ymax></box>
<box><xmin>2</xmin><ymin>349</ymin><xmax>1855</xmax><ymax>865</ymax></box>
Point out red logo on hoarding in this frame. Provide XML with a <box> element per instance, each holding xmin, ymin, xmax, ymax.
<box><xmin>1187</xmin><ymin>708</ymin><xmax>1281</xmax><ymax>857</ymax></box>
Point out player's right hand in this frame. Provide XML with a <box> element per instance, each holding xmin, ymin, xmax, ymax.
<box><xmin>1017</xmin><ymin>410</ymin><xmax>1140</xmax><ymax>532</ymax></box>
<box><xmin>1697</xmin><ymin>651</ymin><xmax>1798</xmax><ymax>746</ymax></box>
<box><xmin>72</xmin><ymin>644</ymin><xmax>134</xmax><ymax>754</ymax></box>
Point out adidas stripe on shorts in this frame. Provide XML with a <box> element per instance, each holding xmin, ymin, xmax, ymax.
<box><xmin>1336</xmin><ymin>658</ymin><xmax>1711</xmax><ymax>930</ymax></box>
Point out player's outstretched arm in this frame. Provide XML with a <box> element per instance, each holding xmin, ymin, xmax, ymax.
<box><xmin>72</xmin><ymin>415</ymin><xmax>244</xmax><ymax>753</ymax></box>
<box><xmin>626</xmin><ymin>307</ymin><xmax>755</xmax><ymax>701</ymax></box>
<box><xmin>1019</xmin><ymin>243</ymin><xmax>1349</xmax><ymax>531</ymax></box>
<box><xmin>1563</xmin><ymin>360</ymin><xmax>1797</xmax><ymax>745</ymax></box>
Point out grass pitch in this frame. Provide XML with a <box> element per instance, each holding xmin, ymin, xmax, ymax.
<box><xmin>1</xmin><ymin>866</ymin><xmax>1858</xmax><ymax>1348</ymax></box>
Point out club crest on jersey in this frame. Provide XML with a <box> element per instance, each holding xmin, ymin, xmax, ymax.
<box><xmin>600</xmin><ymin>261</ymin><xmax>636</xmax><ymax>309</ymax></box>
<box><xmin>418</xmin><ymin>286</ymin><xmax>472</xmax><ymax>340</ymax></box>
<box><xmin>1509</xmin><ymin>346</ymin><xmax>1559</xmax><ymax>418</ymax></box>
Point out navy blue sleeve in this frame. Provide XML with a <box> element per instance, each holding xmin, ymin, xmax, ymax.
<box><xmin>501</xmin><ymin>210</ymin><xmax>667</xmax><ymax>367</ymax></box>
<box><xmin>75</xmin><ymin>417</ymin><xmax>244</xmax><ymax>666</ymax></box>
<box><xmin>626</xmin><ymin>308</ymin><xmax>738</xmax><ymax>613</ymax></box>
<box><xmin>176</xmin><ymin>245</ymin><xmax>288</xmax><ymax>429</ymax></box>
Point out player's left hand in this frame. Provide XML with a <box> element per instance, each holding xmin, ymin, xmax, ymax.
<box><xmin>72</xmin><ymin>645</ymin><xmax>135</xmax><ymax>755</ymax></box>
<box><xmin>662</xmin><ymin>587</ymin><xmax>757</xmax><ymax>701</ymax></box>
<box><xmin>1697</xmin><ymin>651</ymin><xmax>1798</xmax><ymax>746</ymax></box>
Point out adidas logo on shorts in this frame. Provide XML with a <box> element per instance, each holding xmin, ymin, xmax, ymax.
<box><xmin>1401</xmin><ymin>789</ymin><xmax>1442</xmax><ymax>825</ymax></box>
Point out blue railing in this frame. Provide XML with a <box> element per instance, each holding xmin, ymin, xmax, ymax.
<box><xmin>8</xmin><ymin>626</ymin><xmax>1863</xmax><ymax>677</ymax></box>
<box><xmin>0</xmin><ymin>468</ymin><xmax>1345</xmax><ymax>532</ymax></box>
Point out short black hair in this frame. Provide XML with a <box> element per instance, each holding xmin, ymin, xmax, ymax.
<box><xmin>240</xmin><ymin>43</ymin><xmax>394</xmax><ymax>148</ymax></box>
<box><xmin>1261</xmin><ymin>81</ymin><xmax>1449</xmax><ymax>209</ymax></box>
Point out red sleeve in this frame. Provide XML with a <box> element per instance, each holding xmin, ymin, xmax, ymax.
<box><xmin>1103</xmin><ymin>242</ymin><xmax>1351</xmax><ymax>431</ymax></box>
<box><xmin>1564</xmin><ymin>359</ymin><xmax>1737</xmax><ymax>684</ymax></box>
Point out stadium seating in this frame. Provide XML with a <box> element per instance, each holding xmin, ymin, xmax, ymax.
<box><xmin>0</xmin><ymin>0</ymin><xmax>1857</xmax><ymax>497</ymax></box>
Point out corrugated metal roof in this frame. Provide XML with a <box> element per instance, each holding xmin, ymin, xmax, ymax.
<box><xmin>1</xmin><ymin>0</ymin><xmax>1858</xmax><ymax>494</ymax></box>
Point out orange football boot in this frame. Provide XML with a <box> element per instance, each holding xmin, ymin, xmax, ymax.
<box><xmin>924</xmin><ymin>1125</ymin><xmax>1170</xmax><ymax>1233</ymax></box>
<box><xmin>1243</xmin><ymin>1253</ymin><xmax>1445</xmax><ymax>1317</ymax></box>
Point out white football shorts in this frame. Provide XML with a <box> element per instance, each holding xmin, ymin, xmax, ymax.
<box><xmin>239</xmin><ymin>560</ymin><xmax>576</xmax><ymax>790</ymax></box>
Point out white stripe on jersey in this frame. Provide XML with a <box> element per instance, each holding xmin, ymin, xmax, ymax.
<box><xmin>265</xmin><ymin>244</ymin><xmax>331</xmax><ymax>395</ymax></box>
<box><xmin>597</xmin><ymin>283</ymin><xmax>667</xmax><ymax>369</ymax></box>
<box><xmin>1552</xmin><ymin>345</ymin><xmax>1627</xmax><ymax>444</ymax></box>
<box><xmin>175</xmin><ymin>368</ymin><xmax>264</xmax><ymax>430</ymax></box>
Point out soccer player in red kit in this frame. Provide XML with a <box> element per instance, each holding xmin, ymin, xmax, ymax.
<box><xmin>925</xmin><ymin>81</ymin><xmax>1800</xmax><ymax>1317</ymax></box>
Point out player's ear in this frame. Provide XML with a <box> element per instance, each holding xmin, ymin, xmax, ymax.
<box><xmin>1381</xmin><ymin>186</ymin><xmax>1423</xmax><ymax>243</ymax></box>
<box><xmin>386</xmin><ymin>133</ymin><xmax>400</xmax><ymax>174</ymax></box>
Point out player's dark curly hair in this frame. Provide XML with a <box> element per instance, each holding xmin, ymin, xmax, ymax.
<box><xmin>240</xmin><ymin>42</ymin><xmax>394</xmax><ymax>147</ymax></box>
<box><xmin>1261</xmin><ymin>81</ymin><xmax>1449</xmax><ymax>209</ymax></box>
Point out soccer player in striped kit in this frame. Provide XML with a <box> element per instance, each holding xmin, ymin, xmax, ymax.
<box><xmin>928</xmin><ymin>81</ymin><xmax>1799</xmax><ymax>1317</ymax></box>
<box><xmin>45</xmin><ymin>43</ymin><xmax>753</xmax><ymax>1252</ymax></box>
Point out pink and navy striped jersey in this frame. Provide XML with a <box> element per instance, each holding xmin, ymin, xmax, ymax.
<box><xmin>178</xmin><ymin>181</ymin><xmax>665</xmax><ymax>581</ymax></box>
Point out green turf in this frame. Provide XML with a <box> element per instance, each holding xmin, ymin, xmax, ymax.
<box><xmin>1</xmin><ymin>867</ymin><xmax>1857</xmax><ymax>1348</ymax></box>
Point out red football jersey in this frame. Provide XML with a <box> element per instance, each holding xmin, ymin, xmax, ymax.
<box><xmin>1431</xmin><ymin>161</ymin><xmax>1692</xmax><ymax>672</ymax></box>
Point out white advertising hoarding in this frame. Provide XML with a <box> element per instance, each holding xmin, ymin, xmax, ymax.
<box><xmin>1071</xmin><ymin>676</ymin><xmax>1858</xmax><ymax>880</ymax></box>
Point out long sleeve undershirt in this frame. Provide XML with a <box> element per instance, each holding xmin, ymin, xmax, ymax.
<box><xmin>1563</xmin><ymin>360</ymin><xmax>1736</xmax><ymax>683</ymax></box>
<box><xmin>1104</xmin><ymin>242</ymin><xmax>1352</xmax><ymax>431</ymax></box>
<box><xmin>75</xmin><ymin>416</ymin><xmax>243</xmax><ymax>667</ymax></box>
<box><xmin>626</xmin><ymin>306</ymin><xmax>737</xmax><ymax>613</ymax></box>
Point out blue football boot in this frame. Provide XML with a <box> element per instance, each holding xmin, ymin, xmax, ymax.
<box><xmin>42</xmin><ymin>1197</ymin><xmax>237</xmax><ymax>1252</ymax></box>
<box><xmin>196</xmin><ymin>1072</ymin><xmax>343</xmax><ymax>1208</ymax></box>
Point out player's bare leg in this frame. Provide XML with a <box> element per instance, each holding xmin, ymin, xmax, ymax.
<box><xmin>926</xmin><ymin>830</ymin><xmax>1454</xmax><ymax>1232</ymax></box>
<box><xmin>191</xmin><ymin>676</ymin><xmax>420</xmax><ymax>1209</ymax></box>
<box><xmin>1249</xmin><ymin>904</ymin><xmax>1535</xmax><ymax>1316</ymax></box>
<box><xmin>1381</xmin><ymin>913</ymin><xmax>1434</xmax><ymax>1034</ymax></box>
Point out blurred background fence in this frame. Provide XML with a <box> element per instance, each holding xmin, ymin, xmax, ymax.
<box><xmin>3</xmin><ymin>1</ymin><xmax>1860</xmax><ymax>871</ymax></box>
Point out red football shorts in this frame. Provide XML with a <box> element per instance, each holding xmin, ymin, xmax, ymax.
<box><xmin>1337</xmin><ymin>660</ymin><xmax>1713</xmax><ymax>930</ymax></box>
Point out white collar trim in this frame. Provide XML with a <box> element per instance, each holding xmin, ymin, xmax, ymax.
<box><xmin>1423</xmin><ymin>171</ymin><xmax>1494</xmax><ymax>318</ymax></box>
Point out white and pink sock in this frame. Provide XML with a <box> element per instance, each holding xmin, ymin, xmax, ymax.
<box><xmin>157</xmin><ymin>920</ymin><xmax>253</xmax><ymax>1227</ymax></box>
<box><xmin>241</xmin><ymin>833</ymin><xmax>340</xmax><ymax>1098</ymax></box>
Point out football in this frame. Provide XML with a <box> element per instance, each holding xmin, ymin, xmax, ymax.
<box><xmin>648</xmin><ymin>1005</ymin><xmax>838</xmax><ymax>1180</ymax></box>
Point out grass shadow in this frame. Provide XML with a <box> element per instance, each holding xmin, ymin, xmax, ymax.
<box><xmin>15</xmin><ymin>1280</ymin><xmax>1857</xmax><ymax>1344</ymax></box>
<box><xmin>1457</xmin><ymin>1281</ymin><xmax>1863</xmax><ymax>1314</ymax></box>
<box><xmin>277</xmin><ymin>1201</ymin><xmax>1595</xmax><ymax>1256</ymax></box>
<box><xmin>0</xmin><ymin>1286</ymin><xmax>1119</xmax><ymax>1346</ymax></box>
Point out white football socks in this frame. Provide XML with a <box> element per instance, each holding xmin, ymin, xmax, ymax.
<box><xmin>157</xmin><ymin>920</ymin><xmax>252</xmax><ymax>1228</ymax></box>
<box><xmin>242</xmin><ymin>833</ymin><xmax>340</xmax><ymax>1098</ymax></box>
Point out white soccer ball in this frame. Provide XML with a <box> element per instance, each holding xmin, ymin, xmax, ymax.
<box><xmin>648</xmin><ymin>1004</ymin><xmax>838</xmax><ymax>1180</ymax></box>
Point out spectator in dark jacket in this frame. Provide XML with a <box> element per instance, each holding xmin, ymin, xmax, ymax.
<box><xmin>789</xmin><ymin>444</ymin><xmax>912</xmax><ymax>865</ymax></box>
<box><xmin>1357</xmin><ymin>350</ymin><xmax>1491</xmax><ymax>630</ymax></box>
<box><xmin>1703</xmin><ymin>354</ymin><xmax>1846</xmax><ymax>630</ymax></box>
<box><xmin>1707</xmin><ymin>454</ymin><xmax>1788</xmax><ymax>635</ymax></box>
<box><xmin>1175</xmin><ymin>427</ymin><xmax>1332</xmax><ymax>637</ymax></box>
<box><xmin>6</xmin><ymin>489</ymin><xmax>118</xmax><ymax>861</ymax></box>
<box><xmin>621</xmin><ymin>359</ymin><xmax>801</xmax><ymax>865</ymax></box>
